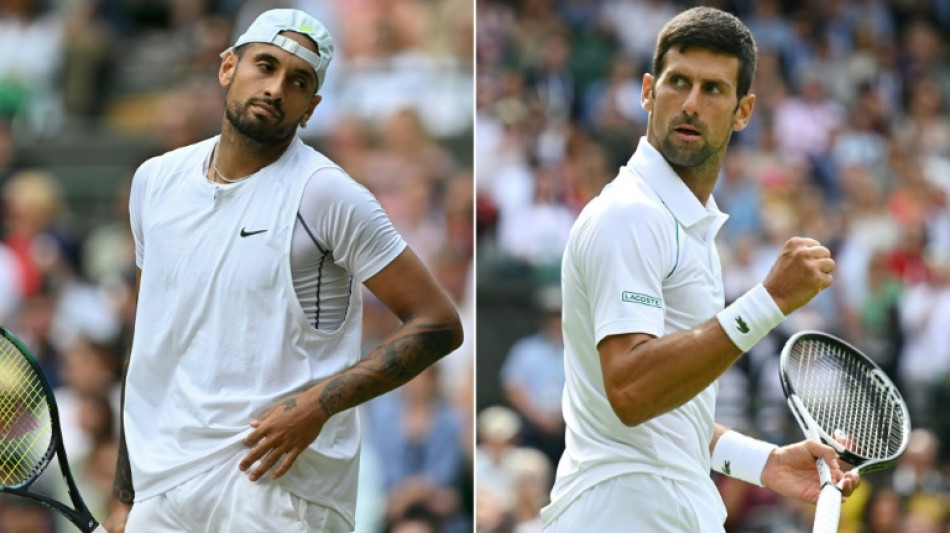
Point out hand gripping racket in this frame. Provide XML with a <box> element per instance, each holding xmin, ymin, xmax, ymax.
<box><xmin>0</xmin><ymin>326</ymin><xmax>107</xmax><ymax>532</ymax></box>
<box><xmin>779</xmin><ymin>331</ymin><xmax>910</xmax><ymax>533</ymax></box>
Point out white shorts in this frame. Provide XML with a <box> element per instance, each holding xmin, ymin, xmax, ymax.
<box><xmin>543</xmin><ymin>474</ymin><xmax>726</xmax><ymax>533</ymax></box>
<box><xmin>126</xmin><ymin>454</ymin><xmax>351</xmax><ymax>533</ymax></box>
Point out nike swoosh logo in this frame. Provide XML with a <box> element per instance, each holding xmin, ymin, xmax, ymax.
<box><xmin>240</xmin><ymin>227</ymin><xmax>268</xmax><ymax>237</ymax></box>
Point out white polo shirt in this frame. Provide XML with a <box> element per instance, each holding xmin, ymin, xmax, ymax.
<box><xmin>541</xmin><ymin>138</ymin><xmax>730</xmax><ymax>525</ymax></box>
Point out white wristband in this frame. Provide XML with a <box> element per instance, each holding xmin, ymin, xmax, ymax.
<box><xmin>711</xmin><ymin>431</ymin><xmax>777</xmax><ymax>487</ymax></box>
<box><xmin>716</xmin><ymin>283</ymin><xmax>785</xmax><ymax>353</ymax></box>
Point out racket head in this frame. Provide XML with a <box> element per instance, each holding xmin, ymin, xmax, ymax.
<box><xmin>0</xmin><ymin>327</ymin><xmax>56</xmax><ymax>489</ymax></box>
<box><xmin>779</xmin><ymin>330</ymin><xmax>911</xmax><ymax>473</ymax></box>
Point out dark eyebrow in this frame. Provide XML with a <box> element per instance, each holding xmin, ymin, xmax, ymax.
<box><xmin>665</xmin><ymin>68</ymin><xmax>732</xmax><ymax>91</ymax></box>
<box><xmin>252</xmin><ymin>52</ymin><xmax>318</xmax><ymax>87</ymax></box>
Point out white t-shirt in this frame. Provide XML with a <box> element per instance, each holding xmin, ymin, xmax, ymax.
<box><xmin>126</xmin><ymin>136</ymin><xmax>405</xmax><ymax>527</ymax></box>
<box><xmin>541</xmin><ymin>138</ymin><xmax>730</xmax><ymax>525</ymax></box>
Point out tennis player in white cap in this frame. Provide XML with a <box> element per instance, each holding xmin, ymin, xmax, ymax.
<box><xmin>105</xmin><ymin>9</ymin><xmax>462</xmax><ymax>532</ymax></box>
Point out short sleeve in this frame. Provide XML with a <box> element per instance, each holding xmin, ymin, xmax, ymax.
<box><xmin>128</xmin><ymin>161</ymin><xmax>152</xmax><ymax>269</ymax></box>
<box><xmin>298</xmin><ymin>168</ymin><xmax>407</xmax><ymax>282</ymax></box>
<box><xmin>575</xmin><ymin>202</ymin><xmax>677</xmax><ymax>345</ymax></box>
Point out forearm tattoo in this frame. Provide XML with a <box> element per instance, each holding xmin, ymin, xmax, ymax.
<box><xmin>113</xmin><ymin>350</ymin><xmax>134</xmax><ymax>505</ymax></box>
<box><xmin>113</xmin><ymin>430</ymin><xmax>134</xmax><ymax>505</ymax></box>
<box><xmin>318</xmin><ymin>321</ymin><xmax>460</xmax><ymax>416</ymax></box>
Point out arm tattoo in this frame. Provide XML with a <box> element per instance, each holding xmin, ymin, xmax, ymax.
<box><xmin>318</xmin><ymin>321</ymin><xmax>459</xmax><ymax>416</ymax></box>
<box><xmin>282</xmin><ymin>398</ymin><xmax>297</xmax><ymax>411</ymax></box>
<box><xmin>113</xmin><ymin>349</ymin><xmax>134</xmax><ymax>505</ymax></box>
<box><xmin>113</xmin><ymin>431</ymin><xmax>135</xmax><ymax>505</ymax></box>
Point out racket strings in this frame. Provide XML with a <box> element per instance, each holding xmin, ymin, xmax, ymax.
<box><xmin>0</xmin><ymin>337</ymin><xmax>54</xmax><ymax>487</ymax></box>
<box><xmin>791</xmin><ymin>339</ymin><xmax>905</xmax><ymax>461</ymax></box>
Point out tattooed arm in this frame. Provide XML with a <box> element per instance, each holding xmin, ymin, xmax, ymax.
<box><xmin>105</xmin><ymin>270</ymin><xmax>140</xmax><ymax>533</ymax></box>
<box><xmin>105</xmin><ymin>407</ymin><xmax>135</xmax><ymax>532</ymax></box>
<box><xmin>240</xmin><ymin>247</ymin><xmax>463</xmax><ymax>481</ymax></box>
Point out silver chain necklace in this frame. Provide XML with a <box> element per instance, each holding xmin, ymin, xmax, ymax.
<box><xmin>211</xmin><ymin>144</ymin><xmax>251</xmax><ymax>184</ymax></box>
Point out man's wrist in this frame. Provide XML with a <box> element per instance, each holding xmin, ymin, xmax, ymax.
<box><xmin>711</xmin><ymin>430</ymin><xmax>777</xmax><ymax>487</ymax></box>
<box><xmin>716</xmin><ymin>283</ymin><xmax>785</xmax><ymax>353</ymax></box>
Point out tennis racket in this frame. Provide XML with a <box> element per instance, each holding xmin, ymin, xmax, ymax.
<box><xmin>0</xmin><ymin>326</ymin><xmax>107</xmax><ymax>532</ymax></box>
<box><xmin>779</xmin><ymin>330</ymin><xmax>910</xmax><ymax>533</ymax></box>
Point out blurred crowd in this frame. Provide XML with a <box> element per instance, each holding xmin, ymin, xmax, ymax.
<box><xmin>476</xmin><ymin>1</ymin><xmax>950</xmax><ymax>532</ymax></box>
<box><xmin>0</xmin><ymin>0</ymin><xmax>473</xmax><ymax>532</ymax></box>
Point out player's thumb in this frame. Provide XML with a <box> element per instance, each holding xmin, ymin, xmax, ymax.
<box><xmin>808</xmin><ymin>439</ymin><xmax>840</xmax><ymax>470</ymax></box>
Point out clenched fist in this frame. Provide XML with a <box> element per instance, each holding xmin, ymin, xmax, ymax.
<box><xmin>762</xmin><ymin>237</ymin><xmax>835</xmax><ymax>315</ymax></box>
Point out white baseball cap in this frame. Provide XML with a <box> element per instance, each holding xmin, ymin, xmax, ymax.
<box><xmin>222</xmin><ymin>9</ymin><xmax>335</xmax><ymax>92</ymax></box>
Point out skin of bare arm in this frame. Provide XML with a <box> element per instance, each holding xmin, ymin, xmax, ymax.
<box><xmin>104</xmin><ymin>269</ymin><xmax>140</xmax><ymax>533</ymax></box>
<box><xmin>239</xmin><ymin>247</ymin><xmax>463</xmax><ymax>481</ymax></box>
<box><xmin>599</xmin><ymin>237</ymin><xmax>833</xmax><ymax>427</ymax></box>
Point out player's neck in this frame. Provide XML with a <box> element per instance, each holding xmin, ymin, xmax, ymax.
<box><xmin>670</xmin><ymin>162</ymin><xmax>720</xmax><ymax>206</ymax></box>
<box><xmin>646</xmin><ymin>132</ymin><xmax>722</xmax><ymax>205</ymax></box>
<box><xmin>215</xmin><ymin>123</ymin><xmax>294</xmax><ymax>182</ymax></box>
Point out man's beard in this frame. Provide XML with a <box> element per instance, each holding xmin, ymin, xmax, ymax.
<box><xmin>225</xmin><ymin>97</ymin><xmax>296</xmax><ymax>146</ymax></box>
<box><xmin>657</xmin><ymin>114</ymin><xmax>721</xmax><ymax>169</ymax></box>
<box><xmin>658</xmin><ymin>132</ymin><xmax>716</xmax><ymax>168</ymax></box>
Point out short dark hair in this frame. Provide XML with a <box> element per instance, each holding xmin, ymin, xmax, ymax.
<box><xmin>652</xmin><ymin>7</ymin><xmax>757</xmax><ymax>99</ymax></box>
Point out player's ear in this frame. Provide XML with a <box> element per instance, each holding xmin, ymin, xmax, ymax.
<box><xmin>300</xmin><ymin>95</ymin><xmax>322</xmax><ymax>128</ymax></box>
<box><xmin>220</xmin><ymin>50</ymin><xmax>238</xmax><ymax>89</ymax></box>
<box><xmin>641</xmin><ymin>73</ymin><xmax>656</xmax><ymax>113</ymax></box>
<box><xmin>732</xmin><ymin>92</ymin><xmax>756</xmax><ymax>132</ymax></box>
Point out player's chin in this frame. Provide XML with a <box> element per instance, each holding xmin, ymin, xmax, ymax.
<box><xmin>664</xmin><ymin>145</ymin><xmax>708</xmax><ymax>168</ymax></box>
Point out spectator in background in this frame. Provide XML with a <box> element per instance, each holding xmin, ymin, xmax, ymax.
<box><xmin>894</xmin><ymin>77</ymin><xmax>950</xmax><ymax>159</ymax></box>
<box><xmin>744</xmin><ymin>0</ymin><xmax>795</xmax><ymax>58</ymax></box>
<box><xmin>558</xmin><ymin>139</ymin><xmax>613</xmax><ymax>214</ymax></box>
<box><xmin>599</xmin><ymin>0</ymin><xmax>676</xmax><ymax>67</ymax></box>
<box><xmin>714</xmin><ymin>147</ymin><xmax>764</xmax><ymax>247</ymax></box>
<box><xmin>772</xmin><ymin>72</ymin><xmax>846</xmax><ymax>196</ymax></box>
<box><xmin>892</xmin><ymin>429</ymin><xmax>946</xmax><ymax>498</ymax></box>
<box><xmin>496</xmin><ymin>165</ymin><xmax>575</xmax><ymax>280</ymax></box>
<box><xmin>379</xmin><ymin>109</ymin><xmax>457</xmax><ymax>192</ymax></box>
<box><xmin>386</xmin><ymin>503</ymin><xmax>442</xmax><ymax>533</ymax></box>
<box><xmin>367</xmin><ymin>366</ymin><xmax>466</xmax><ymax>533</ymax></box>
<box><xmin>475</xmin><ymin>405</ymin><xmax>526</xmax><ymax>512</ymax></box>
<box><xmin>81</xmin><ymin>177</ymin><xmax>135</xmax><ymax>289</ymax></box>
<box><xmin>55</xmin><ymin>336</ymin><xmax>122</xmax><ymax>459</ymax></box>
<box><xmin>60</xmin><ymin>0</ymin><xmax>114</xmax><ymax>122</ymax></box>
<box><xmin>506</xmin><ymin>447</ymin><xmax>550</xmax><ymax>533</ymax></box>
<box><xmin>51</xmin><ymin>392</ymin><xmax>117</xmax><ymax>533</ymax></box>
<box><xmin>0</xmin><ymin>0</ymin><xmax>63</xmax><ymax>133</ymax></box>
<box><xmin>1</xmin><ymin>169</ymin><xmax>70</xmax><ymax>298</ymax></box>
<box><xmin>10</xmin><ymin>284</ymin><xmax>60</xmax><ymax>386</ymax></box>
<box><xmin>898</xmin><ymin>246</ymin><xmax>950</xmax><ymax>424</ymax></box>
<box><xmin>854</xmin><ymin>249</ymin><xmax>903</xmax><ymax>378</ymax></box>
<box><xmin>528</xmin><ymin>32</ymin><xmax>576</xmax><ymax>126</ymax></box>
<box><xmin>832</xmin><ymin>86</ymin><xmax>890</xmax><ymax>172</ymax></box>
<box><xmin>499</xmin><ymin>286</ymin><xmax>565</xmax><ymax>466</ymax></box>
<box><xmin>582</xmin><ymin>55</ymin><xmax>644</xmax><ymax>168</ymax></box>
<box><xmin>864</xmin><ymin>487</ymin><xmax>903</xmax><ymax>533</ymax></box>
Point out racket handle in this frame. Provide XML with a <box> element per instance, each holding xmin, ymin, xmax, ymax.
<box><xmin>813</xmin><ymin>482</ymin><xmax>842</xmax><ymax>533</ymax></box>
<box><xmin>91</xmin><ymin>525</ymin><xmax>109</xmax><ymax>533</ymax></box>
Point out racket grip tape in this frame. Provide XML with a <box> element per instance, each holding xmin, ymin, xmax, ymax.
<box><xmin>813</xmin><ymin>482</ymin><xmax>842</xmax><ymax>533</ymax></box>
<box><xmin>92</xmin><ymin>526</ymin><xmax>109</xmax><ymax>533</ymax></box>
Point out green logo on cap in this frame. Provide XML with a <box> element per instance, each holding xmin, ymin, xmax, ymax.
<box><xmin>299</xmin><ymin>24</ymin><xmax>315</xmax><ymax>32</ymax></box>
